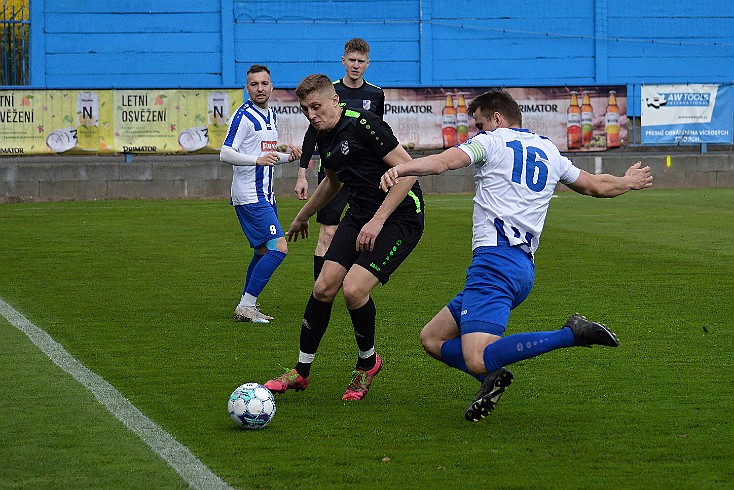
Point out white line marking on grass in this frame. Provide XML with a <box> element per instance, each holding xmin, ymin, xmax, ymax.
<box><xmin>0</xmin><ymin>298</ymin><xmax>232</xmax><ymax>490</ymax></box>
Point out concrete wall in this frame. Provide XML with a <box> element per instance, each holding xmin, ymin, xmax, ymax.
<box><xmin>2</xmin><ymin>151</ymin><xmax>733</xmax><ymax>204</ymax></box>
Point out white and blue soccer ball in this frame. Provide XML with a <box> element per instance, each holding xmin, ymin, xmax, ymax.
<box><xmin>228</xmin><ymin>383</ymin><xmax>276</xmax><ymax>430</ymax></box>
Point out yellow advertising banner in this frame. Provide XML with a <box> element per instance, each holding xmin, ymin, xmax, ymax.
<box><xmin>3</xmin><ymin>87</ymin><xmax>625</xmax><ymax>155</ymax></box>
<box><xmin>0</xmin><ymin>90</ymin><xmax>115</xmax><ymax>155</ymax></box>
<box><xmin>113</xmin><ymin>89</ymin><xmax>243</xmax><ymax>153</ymax></box>
<box><xmin>0</xmin><ymin>89</ymin><xmax>243</xmax><ymax>155</ymax></box>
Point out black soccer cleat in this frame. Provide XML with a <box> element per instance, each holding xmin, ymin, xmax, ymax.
<box><xmin>464</xmin><ymin>368</ymin><xmax>513</xmax><ymax>422</ymax></box>
<box><xmin>565</xmin><ymin>313</ymin><xmax>620</xmax><ymax>348</ymax></box>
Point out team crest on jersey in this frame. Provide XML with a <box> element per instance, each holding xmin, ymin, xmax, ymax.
<box><xmin>341</xmin><ymin>140</ymin><xmax>350</xmax><ymax>155</ymax></box>
<box><xmin>261</xmin><ymin>141</ymin><xmax>277</xmax><ymax>152</ymax></box>
<box><xmin>363</xmin><ymin>100</ymin><xmax>371</xmax><ymax>110</ymax></box>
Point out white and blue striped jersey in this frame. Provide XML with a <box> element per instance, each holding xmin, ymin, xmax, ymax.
<box><xmin>223</xmin><ymin>100</ymin><xmax>279</xmax><ymax>205</ymax></box>
<box><xmin>458</xmin><ymin>128</ymin><xmax>581</xmax><ymax>255</ymax></box>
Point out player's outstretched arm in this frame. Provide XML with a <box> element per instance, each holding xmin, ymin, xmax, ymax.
<box><xmin>380</xmin><ymin>147</ymin><xmax>470</xmax><ymax>191</ymax></box>
<box><xmin>220</xmin><ymin>145</ymin><xmax>280</xmax><ymax>166</ymax></box>
<box><xmin>567</xmin><ymin>161</ymin><xmax>653</xmax><ymax>198</ymax></box>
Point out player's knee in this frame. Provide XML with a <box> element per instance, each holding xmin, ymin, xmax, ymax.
<box><xmin>266</xmin><ymin>238</ymin><xmax>288</xmax><ymax>254</ymax></box>
<box><xmin>419</xmin><ymin>328</ymin><xmax>442</xmax><ymax>360</ymax></box>
<box><xmin>341</xmin><ymin>279</ymin><xmax>369</xmax><ymax>309</ymax></box>
<box><xmin>313</xmin><ymin>277</ymin><xmax>339</xmax><ymax>302</ymax></box>
<box><xmin>465</xmin><ymin>356</ymin><xmax>487</xmax><ymax>376</ymax></box>
<box><xmin>318</xmin><ymin>225</ymin><xmax>337</xmax><ymax>247</ymax></box>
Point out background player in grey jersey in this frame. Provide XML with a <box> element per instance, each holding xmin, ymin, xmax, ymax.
<box><xmin>295</xmin><ymin>38</ymin><xmax>386</xmax><ymax>280</ymax></box>
<box><xmin>381</xmin><ymin>89</ymin><xmax>653</xmax><ymax>421</ymax></box>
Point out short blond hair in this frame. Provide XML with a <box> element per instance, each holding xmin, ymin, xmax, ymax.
<box><xmin>295</xmin><ymin>74</ymin><xmax>335</xmax><ymax>101</ymax></box>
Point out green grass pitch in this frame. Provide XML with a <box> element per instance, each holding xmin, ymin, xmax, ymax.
<box><xmin>1</xmin><ymin>189</ymin><xmax>733</xmax><ymax>488</ymax></box>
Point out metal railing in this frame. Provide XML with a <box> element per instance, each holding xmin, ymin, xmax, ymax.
<box><xmin>1</xmin><ymin>2</ymin><xmax>29</xmax><ymax>86</ymax></box>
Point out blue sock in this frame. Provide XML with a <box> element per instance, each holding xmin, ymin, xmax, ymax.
<box><xmin>483</xmin><ymin>328</ymin><xmax>575</xmax><ymax>373</ymax></box>
<box><xmin>244</xmin><ymin>249</ymin><xmax>286</xmax><ymax>297</ymax></box>
<box><xmin>440</xmin><ymin>338</ymin><xmax>481</xmax><ymax>381</ymax></box>
<box><xmin>243</xmin><ymin>252</ymin><xmax>264</xmax><ymax>294</ymax></box>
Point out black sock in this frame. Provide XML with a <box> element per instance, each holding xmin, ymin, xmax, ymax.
<box><xmin>313</xmin><ymin>255</ymin><xmax>325</xmax><ymax>281</ymax></box>
<box><xmin>349</xmin><ymin>297</ymin><xmax>377</xmax><ymax>370</ymax></box>
<box><xmin>295</xmin><ymin>362</ymin><xmax>312</xmax><ymax>379</ymax></box>
<box><xmin>296</xmin><ymin>293</ymin><xmax>333</xmax><ymax>378</ymax></box>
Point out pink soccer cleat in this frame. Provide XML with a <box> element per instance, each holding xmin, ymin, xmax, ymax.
<box><xmin>263</xmin><ymin>369</ymin><xmax>310</xmax><ymax>394</ymax></box>
<box><xmin>342</xmin><ymin>353</ymin><xmax>383</xmax><ymax>401</ymax></box>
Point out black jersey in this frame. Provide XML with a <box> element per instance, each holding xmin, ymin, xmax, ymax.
<box><xmin>333</xmin><ymin>78</ymin><xmax>385</xmax><ymax>118</ymax></box>
<box><xmin>315</xmin><ymin>108</ymin><xmax>423</xmax><ymax>223</ymax></box>
<box><xmin>300</xmin><ymin>78</ymin><xmax>385</xmax><ymax>168</ymax></box>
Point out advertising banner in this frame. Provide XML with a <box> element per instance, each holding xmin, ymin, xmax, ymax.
<box><xmin>270</xmin><ymin>86</ymin><xmax>627</xmax><ymax>152</ymax></box>
<box><xmin>0</xmin><ymin>90</ymin><xmax>115</xmax><ymax>155</ymax></box>
<box><xmin>0</xmin><ymin>89</ymin><xmax>243</xmax><ymax>155</ymax></box>
<box><xmin>641</xmin><ymin>84</ymin><xmax>733</xmax><ymax>145</ymax></box>
<box><xmin>114</xmin><ymin>89</ymin><xmax>243</xmax><ymax>153</ymax></box>
<box><xmin>2</xmin><ymin>87</ymin><xmax>625</xmax><ymax>155</ymax></box>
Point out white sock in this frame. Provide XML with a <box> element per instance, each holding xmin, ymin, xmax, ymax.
<box><xmin>298</xmin><ymin>351</ymin><xmax>315</xmax><ymax>364</ymax></box>
<box><xmin>238</xmin><ymin>293</ymin><xmax>257</xmax><ymax>308</ymax></box>
<box><xmin>358</xmin><ymin>347</ymin><xmax>375</xmax><ymax>359</ymax></box>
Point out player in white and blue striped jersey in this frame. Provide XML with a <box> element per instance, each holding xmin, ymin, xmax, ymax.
<box><xmin>380</xmin><ymin>89</ymin><xmax>653</xmax><ymax>422</ymax></box>
<box><xmin>220</xmin><ymin>64</ymin><xmax>301</xmax><ymax>324</ymax></box>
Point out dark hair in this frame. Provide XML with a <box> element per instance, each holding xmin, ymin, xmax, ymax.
<box><xmin>246</xmin><ymin>64</ymin><xmax>270</xmax><ymax>77</ymax></box>
<box><xmin>468</xmin><ymin>89</ymin><xmax>522</xmax><ymax>127</ymax></box>
<box><xmin>295</xmin><ymin>74</ymin><xmax>335</xmax><ymax>101</ymax></box>
<box><xmin>344</xmin><ymin>38</ymin><xmax>370</xmax><ymax>56</ymax></box>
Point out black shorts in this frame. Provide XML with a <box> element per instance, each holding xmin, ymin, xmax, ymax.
<box><xmin>316</xmin><ymin>167</ymin><xmax>349</xmax><ymax>226</ymax></box>
<box><xmin>324</xmin><ymin>211</ymin><xmax>424</xmax><ymax>284</ymax></box>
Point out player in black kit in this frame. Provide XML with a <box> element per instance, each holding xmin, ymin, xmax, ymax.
<box><xmin>265</xmin><ymin>74</ymin><xmax>423</xmax><ymax>401</ymax></box>
<box><xmin>295</xmin><ymin>38</ymin><xmax>386</xmax><ymax>280</ymax></box>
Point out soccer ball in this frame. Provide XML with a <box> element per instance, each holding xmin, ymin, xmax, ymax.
<box><xmin>228</xmin><ymin>383</ymin><xmax>276</xmax><ymax>430</ymax></box>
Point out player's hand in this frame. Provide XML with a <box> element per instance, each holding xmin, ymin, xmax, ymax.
<box><xmin>286</xmin><ymin>218</ymin><xmax>309</xmax><ymax>242</ymax></box>
<box><xmin>295</xmin><ymin>168</ymin><xmax>309</xmax><ymax>200</ymax></box>
<box><xmin>256</xmin><ymin>153</ymin><xmax>279</xmax><ymax>166</ymax></box>
<box><xmin>380</xmin><ymin>167</ymin><xmax>401</xmax><ymax>192</ymax></box>
<box><xmin>625</xmin><ymin>161</ymin><xmax>653</xmax><ymax>190</ymax></box>
<box><xmin>288</xmin><ymin>145</ymin><xmax>302</xmax><ymax>162</ymax></box>
<box><xmin>356</xmin><ymin>218</ymin><xmax>384</xmax><ymax>252</ymax></box>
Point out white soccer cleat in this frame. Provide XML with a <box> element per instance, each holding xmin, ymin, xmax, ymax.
<box><xmin>234</xmin><ymin>305</ymin><xmax>274</xmax><ymax>324</ymax></box>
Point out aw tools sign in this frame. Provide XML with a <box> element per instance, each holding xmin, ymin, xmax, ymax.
<box><xmin>641</xmin><ymin>84</ymin><xmax>733</xmax><ymax>144</ymax></box>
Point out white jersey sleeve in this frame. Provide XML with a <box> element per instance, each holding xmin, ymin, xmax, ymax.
<box><xmin>558</xmin><ymin>154</ymin><xmax>581</xmax><ymax>185</ymax></box>
<box><xmin>223</xmin><ymin>101</ymin><xmax>279</xmax><ymax>205</ymax></box>
<box><xmin>457</xmin><ymin>128</ymin><xmax>581</xmax><ymax>255</ymax></box>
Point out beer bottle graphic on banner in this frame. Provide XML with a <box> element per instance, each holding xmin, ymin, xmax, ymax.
<box><xmin>456</xmin><ymin>93</ymin><xmax>469</xmax><ymax>144</ymax></box>
<box><xmin>581</xmin><ymin>91</ymin><xmax>593</xmax><ymax>146</ymax></box>
<box><xmin>567</xmin><ymin>91</ymin><xmax>582</xmax><ymax>149</ymax></box>
<box><xmin>605</xmin><ymin>90</ymin><xmax>620</xmax><ymax>148</ymax></box>
<box><xmin>442</xmin><ymin>93</ymin><xmax>457</xmax><ymax>148</ymax></box>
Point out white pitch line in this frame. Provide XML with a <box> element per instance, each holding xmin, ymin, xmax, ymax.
<box><xmin>0</xmin><ymin>297</ymin><xmax>232</xmax><ymax>490</ymax></box>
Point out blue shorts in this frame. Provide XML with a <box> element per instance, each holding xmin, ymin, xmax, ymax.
<box><xmin>235</xmin><ymin>202</ymin><xmax>284</xmax><ymax>249</ymax></box>
<box><xmin>447</xmin><ymin>245</ymin><xmax>535</xmax><ymax>336</ymax></box>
